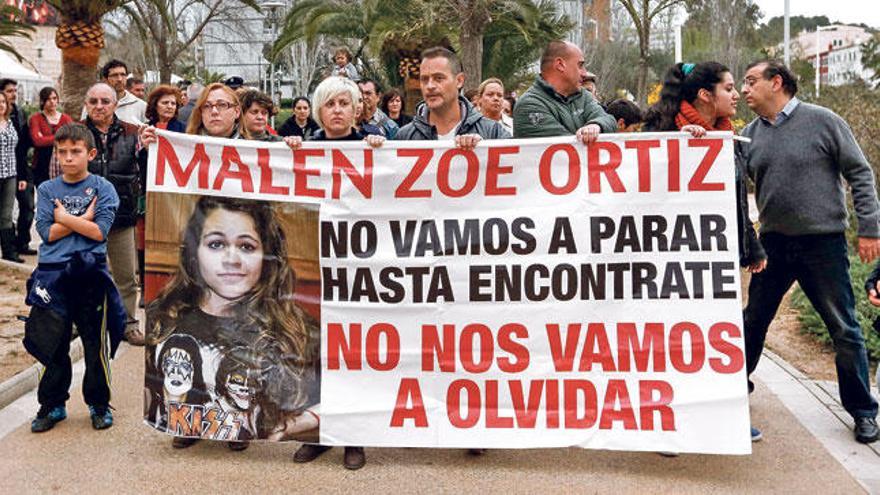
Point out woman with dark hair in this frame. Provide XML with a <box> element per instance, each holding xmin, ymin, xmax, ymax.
<box><xmin>29</xmin><ymin>87</ymin><xmax>73</xmax><ymax>186</ymax></box>
<box><xmin>644</xmin><ymin>63</ymin><xmax>767</xmax><ymax>284</ymax></box>
<box><xmin>239</xmin><ymin>89</ymin><xmax>281</xmax><ymax>142</ymax></box>
<box><xmin>145</xmin><ymin>84</ymin><xmax>185</xmax><ymax>132</ymax></box>
<box><xmin>146</xmin><ymin>196</ymin><xmax>318</xmax><ymax>450</ymax></box>
<box><xmin>278</xmin><ymin>97</ymin><xmax>320</xmax><ymax>139</ymax></box>
<box><xmin>380</xmin><ymin>89</ymin><xmax>411</xmax><ymax>128</ymax></box>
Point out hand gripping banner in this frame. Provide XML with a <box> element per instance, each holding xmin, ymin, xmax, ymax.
<box><xmin>143</xmin><ymin>130</ymin><xmax>751</xmax><ymax>454</ymax></box>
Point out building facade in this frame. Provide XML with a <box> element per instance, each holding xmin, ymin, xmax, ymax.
<box><xmin>800</xmin><ymin>25</ymin><xmax>876</xmax><ymax>87</ymax></box>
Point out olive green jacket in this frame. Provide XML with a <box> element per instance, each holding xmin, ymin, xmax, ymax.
<box><xmin>513</xmin><ymin>77</ymin><xmax>616</xmax><ymax>138</ymax></box>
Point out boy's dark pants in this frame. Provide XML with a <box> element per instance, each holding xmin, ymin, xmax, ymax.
<box><xmin>36</xmin><ymin>280</ymin><xmax>112</xmax><ymax>409</ymax></box>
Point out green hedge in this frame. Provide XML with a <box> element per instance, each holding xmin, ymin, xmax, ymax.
<box><xmin>790</xmin><ymin>254</ymin><xmax>880</xmax><ymax>362</ymax></box>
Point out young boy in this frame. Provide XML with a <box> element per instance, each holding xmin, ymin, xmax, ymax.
<box><xmin>606</xmin><ymin>98</ymin><xmax>644</xmax><ymax>133</ymax></box>
<box><xmin>25</xmin><ymin>123</ymin><xmax>127</xmax><ymax>433</ymax></box>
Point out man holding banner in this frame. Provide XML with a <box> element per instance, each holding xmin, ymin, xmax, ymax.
<box><xmin>513</xmin><ymin>40</ymin><xmax>616</xmax><ymax>142</ymax></box>
<box><xmin>396</xmin><ymin>46</ymin><xmax>510</xmax><ymax>146</ymax></box>
<box><xmin>740</xmin><ymin>60</ymin><xmax>880</xmax><ymax>444</ymax></box>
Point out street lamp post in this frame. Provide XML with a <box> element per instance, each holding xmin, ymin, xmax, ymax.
<box><xmin>815</xmin><ymin>25</ymin><xmax>834</xmax><ymax>98</ymax></box>
<box><xmin>784</xmin><ymin>0</ymin><xmax>790</xmax><ymax>66</ymax></box>
<box><xmin>261</xmin><ymin>1</ymin><xmax>286</xmax><ymax>127</ymax></box>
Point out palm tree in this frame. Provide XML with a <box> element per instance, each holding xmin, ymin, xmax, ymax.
<box><xmin>45</xmin><ymin>1</ymin><xmax>131</xmax><ymax>115</ymax></box>
<box><xmin>481</xmin><ymin>0</ymin><xmax>573</xmax><ymax>88</ymax></box>
<box><xmin>0</xmin><ymin>5</ymin><xmax>35</xmax><ymax>63</ymax></box>
<box><xmin>273</xmin><ymin>0</ymin><xmax>569</xmax><ymax>91</ymax></box>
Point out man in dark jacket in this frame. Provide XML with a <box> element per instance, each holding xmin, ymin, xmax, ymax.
<box><xmin>1</xmin><ymin>78</ymin><xmax>35</xmax><ymax>258</ymax></box>
<box><xmin>513</xmin><ymin>40</ymin><xmax>615</xmax><ymax>142</ymax></box>
<box><xmin>82</xmin><ymin>83</ymin><xmax>144</xmax><ymax>346</ymax></box>
<box><xmin>395</xmin><ymin>47</ymin><xmax>505</xmax><ymax>459</ymax></box>
<box><xmin>396</xmin><ymin>46</ymin><xmax>509</xmax><ymax>147</ymax></box>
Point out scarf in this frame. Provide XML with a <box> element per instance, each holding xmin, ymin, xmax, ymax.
<box><xmin>675</xmin><ymin>100</ymin><xmax>733</xmax><ymax>132</ymax></box>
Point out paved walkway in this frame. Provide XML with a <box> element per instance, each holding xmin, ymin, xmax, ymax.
<box><xmin>0</xmin><ymin>341</ymin><xmax>875</xmax><ymax>494</ymax></box>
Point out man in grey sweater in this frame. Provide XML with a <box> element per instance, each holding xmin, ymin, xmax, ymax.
<box><xmin>740</xmin><ymin>60</ymin><xmax>880</xmax><ymax>443</ymax></box>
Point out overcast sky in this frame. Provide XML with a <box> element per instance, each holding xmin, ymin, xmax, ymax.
<box><xmin>751</xmin><ymin>0</ymin><xmax>880</xmax><ymax>28</ymax></box>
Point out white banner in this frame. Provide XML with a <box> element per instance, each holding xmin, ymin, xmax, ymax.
<box><xmin>146</xmin><ymin>130</ymin><xmax>750</xmax><ymax>454</ymax></box>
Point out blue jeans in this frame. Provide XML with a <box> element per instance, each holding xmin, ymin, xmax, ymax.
<box><xmin>744</xmin><ymin>233</ymin><xmax>878</xmax><ymax>419</ymax></box>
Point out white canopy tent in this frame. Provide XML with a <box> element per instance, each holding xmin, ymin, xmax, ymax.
<box><xmin>0</xmin><ymin>51</ymin><xmax>53</xmax><ymax>106</ymax></box>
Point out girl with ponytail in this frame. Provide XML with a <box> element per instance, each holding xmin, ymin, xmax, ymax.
<box><xmin>645</xmin><ymin>62</ymin><xmax>767</xmax><ymax>273</ymax></box>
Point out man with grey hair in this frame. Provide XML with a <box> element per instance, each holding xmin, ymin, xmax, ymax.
<box><xmin>513</xmin><ymin>40</ymin><xmax>615</xmax><ymax>141</ymax></box>
<box><xmin>177</xmin><ymin>83</ymin><xmax>203</xmax><ymax>126</ymax></box>
<box><xmin>82</xmin><ymin>83</ymin><xmax>145</xmax><ymax>346</ymax></box>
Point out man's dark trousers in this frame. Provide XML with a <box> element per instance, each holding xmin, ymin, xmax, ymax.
<box><xmin>744</xmin><ymin>232</ymin><xmax>878</xmax><ymax>419</ymax></box>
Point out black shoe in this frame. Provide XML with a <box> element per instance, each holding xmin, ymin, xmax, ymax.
<box><xmin>0</xmin><ymin>228</ymin><xmax>24</xmax><ymax>262</ymax></box>
<box><xmin>89</xmin><ymin>405</ymin><xmax>113</xmax><ymax>430</ymax></box>
<box><xmin>30</xmin><ymin>405</ymin><xmax>67</xmax><ymax>433</ymax></box>
<box><xmin>855</xmin><ymin>417</ymin><xmax>879</xmax><ymax>443</ymax></box>
<box><xmin>293</xmin><ymin>443</ymin><xmax>331</xmax><ymax>463</ymax></box>
<box><xmin>172</xmin><ymin>437</ymin><xmax>200</xmax><ymax>449</ymax></box>
<box><xmin>227</xmin><ymin>441</ymin><xmax>249</xmax><ymax>451</ymax></box>
<box><xmin>17</xmin><ymin>246</ymin><xmax>37</xmax><ymax>255</ymax></box>
<box><xmin>343</xmin><ymin>446</ymin><xmax>366</xmax><ymax>470</ymax></box>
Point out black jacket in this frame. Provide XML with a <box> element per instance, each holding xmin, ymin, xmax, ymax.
<box><xmin>10</xmin><ymin>104</ymin><xmax>32</xmax><ymax>182</ymax></box>
<box><xmin>84</xmin><ymin>116</ymin><xmax>141</xmax><ymax>229</ymax></box>
<box><xmin>278</xmin><ymin>117</ymin><xmax>320</xmax><ymax>139</ymax></box>
<box><xmin>396</xmin><ymin>96</ymin><xmax>510</xmax><ymax>140</ymax></box>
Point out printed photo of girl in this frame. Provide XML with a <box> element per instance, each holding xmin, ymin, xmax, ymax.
<box><xmin>144</xmin><ymin>195</ymin><xmax>320</xmax><ymax>449</ymax></box>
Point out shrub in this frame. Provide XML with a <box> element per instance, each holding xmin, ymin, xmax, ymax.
<box><xmin>790</xmin><ymin>254</ymin><xmax>880</xmax><ymax>361</ymax></box>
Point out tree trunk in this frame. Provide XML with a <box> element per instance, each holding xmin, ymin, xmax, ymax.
<box><xmin>636</xmin><ymin>24</ymin><xmax>650</xmax><ymax>106</ymax></box>
<box><xmin>55</xmin><ymin>21</ymin><xmax>104</xmax><ymax>116</ymax></box>
<box><xmin>458</xmin><ymin>2</ymin><xmax>491</xmax><ymax>93</ymax></box>
<box><xmin>636</xmin><ymin>57</ymin><xmax>649</xmax><ymax>107</ymax></box>
<box><xmin>459</xmin><ymin>28</ymin><xmax>483</xmax><ymax>93</ymax></box>
<box><xmin>159</xmin><ymin>61</ymin><xmax>173</xmax><ymax>84</ymax></box>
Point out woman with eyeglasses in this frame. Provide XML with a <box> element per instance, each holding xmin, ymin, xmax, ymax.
<box><xmin>29</xmin><ymin>87</ymin><xmax>73</xmax><ymax>186</ymax></box>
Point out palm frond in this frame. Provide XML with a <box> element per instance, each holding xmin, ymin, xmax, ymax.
<box><xmin>0</xmin><ymin>5</ymin><xmax>35</xmax><ymax>62</ymax></box>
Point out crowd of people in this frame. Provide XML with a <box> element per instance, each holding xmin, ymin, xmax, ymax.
<box><xmin>7</xmin><ymin>38</ymin><xmax>880</xmax><ymax>470</ymax></box>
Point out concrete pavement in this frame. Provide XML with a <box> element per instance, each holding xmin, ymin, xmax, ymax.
<box><xmin>0</xmin><ymin>341</ymin><xmax>872</xmax><ymax>494</ymax></box>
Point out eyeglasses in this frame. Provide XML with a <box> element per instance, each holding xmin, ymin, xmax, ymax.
<box><xmin>202</xmin><ymin>101</ymin><xmax>236</xmax><ymax>112</ymax></box>
<box><xmin>86</xmin><ymin>98</ymin><xmax>113</xmax><ymax>105</ymax></box>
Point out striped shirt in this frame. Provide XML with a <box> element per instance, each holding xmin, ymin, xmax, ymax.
<box><xmin>0</xmin><ymin>121</ymin><xmax>19</xmax><ymax>179</ymax></box>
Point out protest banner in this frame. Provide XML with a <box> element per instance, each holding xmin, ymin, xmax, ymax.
<box><xmin>143</xmin><ymin>130</ymin><xmax>750</xmax><ymax>454</ymax></box>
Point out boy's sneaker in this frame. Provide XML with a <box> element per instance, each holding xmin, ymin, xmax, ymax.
<box><xmin>31</xmin><ymin>405</ymin><xmax>67</xmax><ymax>433</ymax></box>
<box><xmin>751</xmin><ymin>426</ymin><xmax>763</xmax><ymax>442</ymax></box>
<box><xmin>89</xmin><ymin>405</ymin><xmax>113</xmax><ymax>430</ymax></box>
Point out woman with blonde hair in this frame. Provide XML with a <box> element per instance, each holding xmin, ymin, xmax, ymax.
<box><xmin>477</xmin><ymin>78</ymin><xmax>512</xmax><ymax>133</ymax></box>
